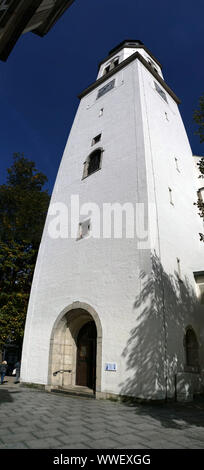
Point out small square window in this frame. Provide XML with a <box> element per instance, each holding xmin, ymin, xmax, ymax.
<box><xmin>92</xmin><ymin>133</ymin><xmax>101</xmax><ymax>146</ymax></box>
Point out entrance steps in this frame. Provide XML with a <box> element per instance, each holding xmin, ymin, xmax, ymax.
<box><xmin>50</xmin><ymin>385</ymin><xmax>96</xmax><ymax>399</ymax></box>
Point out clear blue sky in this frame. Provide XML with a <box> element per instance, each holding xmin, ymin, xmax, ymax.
<box><xmin>0</xmin><ymin>0</ymin><xmax>204</xmax><ymax>193</ymax></box>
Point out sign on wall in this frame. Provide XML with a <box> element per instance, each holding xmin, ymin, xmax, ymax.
<box><xmin>105</xmin><ymin>363</ymin><xmax>117</xmax><ymax>371</ymax></box>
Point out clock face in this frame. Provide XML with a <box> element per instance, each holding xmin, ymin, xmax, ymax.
<box><xmin>97</xmin><ymin>79</ymin><xmax>115</xmax><ymax>99</ymax></box>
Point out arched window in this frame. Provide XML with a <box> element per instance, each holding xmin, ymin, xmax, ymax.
<box><xmin>103</xmin><ymin>57</ymin><xmax>119</xmax><ymax>75</ymax></box>
<box><xmin>184</xmin><ymin>328</ymin><xmax>199</xmax><ymax>369</ymax></box>
<box><xmin>197</xmin><ymin>187</ymin><xmax>204</xmax><ymax>203</ymax></box>
<box><xmin>82</xmin><ymin>148</ymin><xmax>103</xmax><ymax>179</ymax></box>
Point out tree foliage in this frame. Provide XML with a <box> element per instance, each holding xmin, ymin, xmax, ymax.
<box><xmin>193</xmin><ymin>94</ymin><xmax>204</xmax><ymax>143</ymax></box>
<box><xmin>197</xmin><ymin>159</ymin><xmax>204</xmax><ymax>242</ymax></box>
<box><xmin>0</xmin><ymin>154</ymin><xmax>50</xmax><ymax>349</ymax></box>
<box><xmin>193</xmin><ymin>96</ymin><xmax>204</xmax><ymax>242</ymax></box>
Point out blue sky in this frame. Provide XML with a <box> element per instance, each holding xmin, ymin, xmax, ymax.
<box><xmin>0</xmin><ymin>0</ymin><xmax>204</xmax><ymax>193</ymax></box>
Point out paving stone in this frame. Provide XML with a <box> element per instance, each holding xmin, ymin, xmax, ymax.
<box><xmin>1</xmin><ymin>384</ymin><xmax>204</xmax><ymax>449</ymax></box>
<box><xmin>87</xmin><ymin>437</ymin><xmax>123</xmax><ymax>449</ymax></box>
<box><xmin>26</xmin><ymin>437</ymin><xmax>62</xmax><ymax>449</ymax></box>
<box><xmin>0</xmin><ymin>442</ymin><xmax>29</xmax><ymax>449</ymax></box>
<box><xmin>0</xmin><ymin>432</ymin><xmax>35</xmax><ymax>445</ymax></box>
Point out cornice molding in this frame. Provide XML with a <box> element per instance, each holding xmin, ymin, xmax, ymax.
<box><xmin>78</xmin><ymin>51</ymin><xmax>181</xmax><ymax>104</ymax></box>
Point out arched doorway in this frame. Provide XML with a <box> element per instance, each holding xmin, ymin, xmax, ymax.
<box><xmin>48</xmin><ymin>302</ymin><xmax>102</xmax><ymax>395</ymax></box>
<box><xmin>76</xmin><ymin>321</ymin><xmax>97</xmax><ymax>390</ymax></box>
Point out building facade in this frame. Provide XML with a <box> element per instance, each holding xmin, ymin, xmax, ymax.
<box><xmin>21</xmin><ymin>40</ymin><xmax>204</xmax><ymax>401</ymax></box>
<box><xmin>0</xmin><ymin>0</ymin><xmax>74</xmax><ymax>61</ymax></box>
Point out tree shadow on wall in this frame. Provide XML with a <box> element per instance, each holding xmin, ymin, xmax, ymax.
<box><xmin>119</xmin><ymin>253</ymin><xmax>204</xmax><ymax>428</ymax></box>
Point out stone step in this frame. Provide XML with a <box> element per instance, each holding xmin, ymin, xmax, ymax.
<box><xmin>50</xmin><ymin>386</ymin><xmax>96</xmax><ymax>400</ymax></box>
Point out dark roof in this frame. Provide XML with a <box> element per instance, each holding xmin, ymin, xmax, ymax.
<box><xmin>98</xmin><ymin>39</ymin><xmax>162</xmax><ymax>71</ymax></box>
<box><xmin>108</xmin><ymin>39</ymin><xmax>144</xmax><ymax>56</ymax></box>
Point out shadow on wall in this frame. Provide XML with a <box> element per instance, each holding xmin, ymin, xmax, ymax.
<box><xmin>120</xmin><ymin>253</ymin><xmax>203</xmax><ymax>401</ymax></box>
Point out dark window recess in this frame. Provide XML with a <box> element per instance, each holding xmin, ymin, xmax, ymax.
<box><xmin>113</xmin><ymin>58</ymin><xmax>119</xmax><ymax>67</ymax></box>
<box><xmin>103</xmin><ymin>58</ymin><xmax>119</xmax><ymax>76</ymax></box>
<box><xmin>97</xmin><ymin>79</ymin><xmax>115</xmax><ymax>99</ymax></box>
<box><xmin>185</xmin><ymin>329</ymin><xmax>199</xmax><ymax>368</ymax></box>
<box><xmin>92</xmin><ymin>134</ymin><xmax>101</xmax><ymax>146</ymax></box>
<box><xmin>148</xmin><ymin>60</ymin><xmax>158</xmax><ymax>73</ymax></box>
<box><xmin>194</xmin><ymin>272</ymin><xmax>204</xmax><ymax>304</ymax></box>
<box><xmin>88</xmin><ymin>150</ymin><xmax>101</xmax><ymax>175</ymax></box>
<box><xmin>104</xmin><ymin>64</ymin><xmax>110</xmax><ymax>74</ymax></box>
<box><xmin>154</xmin><ymin>81</ymin><xmax>168</xmax><ymax>103</ymax></box>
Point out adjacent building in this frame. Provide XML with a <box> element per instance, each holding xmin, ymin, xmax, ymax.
<box><xmin>0</xmin><ymin>0</ymin><xmax>75</xmax><ymax>61</ymax></box>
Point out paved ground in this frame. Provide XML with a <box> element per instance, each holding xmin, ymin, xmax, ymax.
<box><xmin>0</xmin><ymin>377</ymin><xmax>204</xmax><ymax>449</ymax></box>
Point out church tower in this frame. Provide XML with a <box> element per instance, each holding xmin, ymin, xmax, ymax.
<box><xmin>21</xmin><ymin>40</ymin><xmax>204</xmax><ymax>401</ymax></box>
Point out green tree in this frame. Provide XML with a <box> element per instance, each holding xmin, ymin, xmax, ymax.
<box><xmin>194</xmin><ymin>94</ymin><xmax>204</xmax><ymax>143</ymax></box>
<box><xmin>193</xmin><ymin>96</ymin><xmax>204</xmax><ymax>242</ymax></box>
<box><xmin>0</xmin><ymin>154</ymin><xmax>50</xmax><ymax>351</ymax></box>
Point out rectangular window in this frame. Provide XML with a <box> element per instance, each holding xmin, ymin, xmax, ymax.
<box><xmin>194</xmin><ymin>273</ymin><xmax>204</xmax><ymax>304</ymax></box>
<box><xmin>154</xmin><ymin>81</ymin><xmax>168</xmax><ymax>103</ymax></box>
<box><xmin>177</xmin><ymin>258</ymin><xmax>182</xmax><ymax>280</ymax></box>
<box><xmin>92</xmin><ymin>133</ymin><xmax>101</xmax><ymax>146</ymax></box>
<box><xmin>77</xmin><ymin>219</ymin><xmax>91</xmax><ymax>240</ymax></box>
<box><xmin>175</xmin><ymin>158</ymin><xmax>180</xmax><ymax>172</ymax></box>
<box><xmin>198</xmin><ymin>188</ymin><xmax>204</xmax><ymax>203</ymax></box>
<box><xmin>168</xmin><ymin>187</ymin><xmax>174</xmax><ymax>205</ymax></box>
<box><xmin>104</xmin><ymin>65</ymin><xmax>110</xmax><ymax>74</ymax></box>
<box><xmin>97</xmin><ymin>79</ymin><xmax>115</xmax><ymax>99</ymax></box>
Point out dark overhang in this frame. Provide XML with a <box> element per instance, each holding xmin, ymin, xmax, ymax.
<box><xmin>0</xmin><ymin>0</ymin><xmax>74</xmax><ymax>61</ymax></box>
<box><xmin>78</xmin><ymin>51</ymin><xmax>181</xmax><ymax>105</ymax></box>
<box><xmin>98</xmin><ymin>39</ymin><xmax>163</xmax><ymax>71</ymax></box>
<box><xmin>108</xmin><ymin>39</ymin><xmax>144</xmax><ymax>56</ymax></box>
<box><xmin>33</xmin><ymin>0</ymin><xmax>75</xmax><ymax>37</ymax></box>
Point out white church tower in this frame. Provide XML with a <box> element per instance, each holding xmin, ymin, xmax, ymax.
<box><xmin>21</xmin><ymin>40</ymin><xmax>204</xmax><ymax>401</ymax></box>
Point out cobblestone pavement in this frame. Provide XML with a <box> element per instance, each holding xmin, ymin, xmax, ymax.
<box><xmin>0</xmin><ymin>378</ymin><xmax>204</xmax><ymax>449</ymax></box>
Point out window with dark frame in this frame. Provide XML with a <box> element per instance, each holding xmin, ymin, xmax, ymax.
<box><xmin>148</xmin><ymin>60</ymin><xmax>158</xmax><ymax>73</ymax></box>
<box><xmin>154</xmin><ymin>81</ymin><xmax>168</xmax><ymax>103</ymax></box>
<box><xmin>185</xmin><ymin>328</ymin><xmax>199</xmax><ymax>369</ymax></box>
<box><xmin>92</xmin><ymin>133</ymin><xmax>101</xmax><ymax>146</ymax></box>
<box><xmin>77</xmin><ymin>219</ymin><xmax>91</xmax><ymax>240</ymax></box>
<box><xmin>87</xmin><ymin>149</ymin><xmax>101</xmax><ymax>175</ymax></box>
<box><xmin>103</xmin><ymin>58</ymin><xmax>119</xmax><ymax>76</ymax></box>
<box><xmin>82</xmin><ymin>148</ymin><xmax>103</xmax><ymax>179</ymax></box>
<box><xmin>194</xmin><ymin>273</ymin><xmax>204</xmax><ymax>304</ymax></box>
<box><xmin>97</xmin><ymin>80</ymin><xmax>115</xmax><ymax>99</ymax></box>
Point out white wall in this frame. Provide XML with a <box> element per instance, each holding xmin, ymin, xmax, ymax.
<box><xmin>21</xmin><ymin>50</ymin><xmax>204</xmax><ymax>400</ymax></box>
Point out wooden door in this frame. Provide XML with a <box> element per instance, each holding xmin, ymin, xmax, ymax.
<box><xmin>76</xmin><ymin>322</ymin><xmax>96</xmax><ymax>390</ymax></box>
